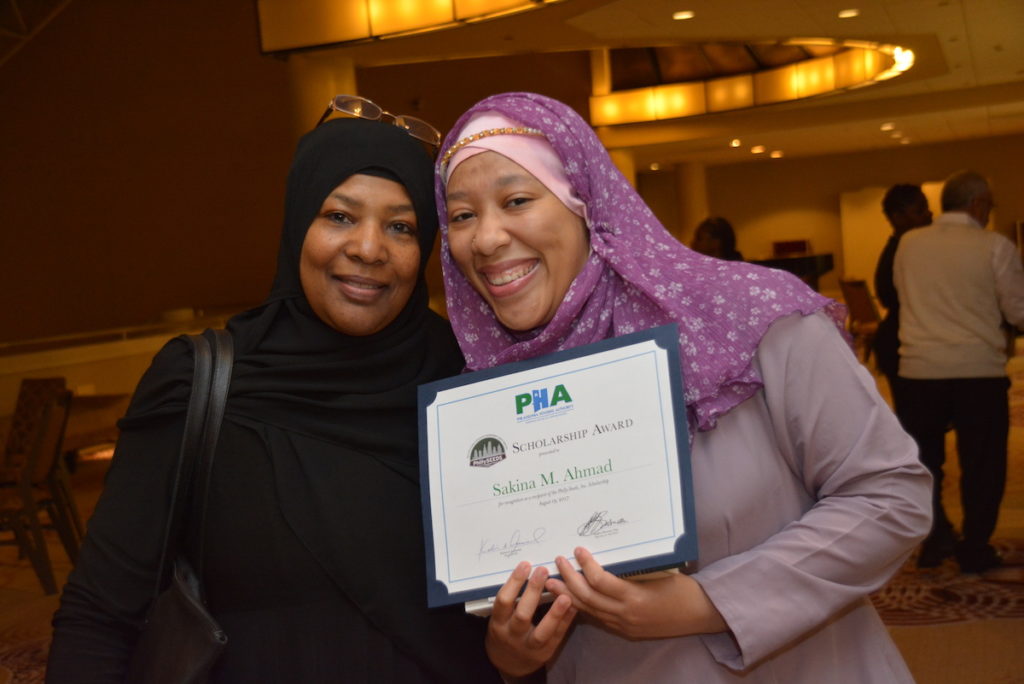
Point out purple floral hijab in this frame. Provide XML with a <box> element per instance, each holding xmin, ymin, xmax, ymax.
<box><xmin>435</xmin><ymin>92</ymin><xmax>847</xmax><ymax>431</ymax></box>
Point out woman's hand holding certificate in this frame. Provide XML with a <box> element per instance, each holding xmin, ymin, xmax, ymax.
<box><xmin>485</xmin><ymin>562</ymin><xmax>576</xmax><ymax>678</ymax></box>
<box><xmin>547</xmin><ymin>548</ymin><xmax>726</xmax><ymax>640</ymax></box>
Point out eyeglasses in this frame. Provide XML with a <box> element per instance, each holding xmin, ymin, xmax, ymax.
<box><xmin>316</xmin><ymin>94</ymin><xmax>441</xmax><ymax>150</ymax></box>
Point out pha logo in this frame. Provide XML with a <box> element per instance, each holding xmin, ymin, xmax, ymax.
<box><xmin>515</xmin><ymin>384</ymin><xmax>573</xmax><ymax>418</ymax></box>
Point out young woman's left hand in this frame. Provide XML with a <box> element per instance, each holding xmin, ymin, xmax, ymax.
<box><xmin>545</xmin><ymin>547</ymin><xmax>727</xmax><ymax>640</ymax></box>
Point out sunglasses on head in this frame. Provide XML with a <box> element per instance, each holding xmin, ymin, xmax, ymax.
<box><xmin>316</xmin><ymin>94</ymin><xmax>441</xmax><ymax>151</ymax></box>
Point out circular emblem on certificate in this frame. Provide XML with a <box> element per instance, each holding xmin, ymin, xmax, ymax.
<box><xmin>468</xmin><ymin>435</ymin><xmax>506</xmax><ymax>468</ymax></box>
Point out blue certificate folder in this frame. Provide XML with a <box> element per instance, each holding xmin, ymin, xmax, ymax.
<box><xmin>417</xmin><ymin>324</ymin><xmax>697</xmax><ymax>609</ymax></box>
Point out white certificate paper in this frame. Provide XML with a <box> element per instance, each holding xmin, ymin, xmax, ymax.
<box><xmin>418</xmin><ymin>325</ymin><xmax>696</xmax><ymax>608</ymax></box>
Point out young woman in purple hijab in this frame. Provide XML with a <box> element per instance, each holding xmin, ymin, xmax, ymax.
<box><xmin>436</xmin><ymin>92</ymin><xmax>932</xmax><ymax>683</ymax></box>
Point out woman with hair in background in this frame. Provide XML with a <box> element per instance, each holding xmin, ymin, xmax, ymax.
<box><xmin>692</xmin><ymin>216</ymin><xmax>743</xmax><ymax>261</ymax></box>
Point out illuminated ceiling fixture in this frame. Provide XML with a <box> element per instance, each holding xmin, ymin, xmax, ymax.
<box><xmin>591</xmin><ymin>39</ymin><xmax>915</xmax><ymax>126</ymax></box>
<box><xmin>256</xmin><ymin>0</ymin><xmax>568</xmax><ymax>52</ymax></box>
<box><xmin>770</xmin><ymin>150</ymin><xmax>784</xmax><ymax>158</ymax></box>
<box><xmin>672</xmin><ymin>10</ymin><xmax>695</xmax><ymax>20</ymax></box>
<box><xmin>880</xmin><ymin>122</ymin><xmax>896</xmax><ymax>131</ymax></box>
<box><xmin>900</xmin><ymin>138</ymin><xmax>911</xmax><ymax>144</ymax></box>
<box><xmin>751</xmin><ymin>145</ymin><xmax>766</xmax><ymax>154</ymax></box>
<box><xmin>873</xmin><ymin>45</ymin><xmax>915</xmax><ymax>81</ymax></box>
<box><xmin>649</xmin><ymin>162</ymin><xmax>661</xmax><ymax>170</ymax></box>
<box><xmin>730</xmin><ymin>138</ymin><xmax>742</xmax><ymax>147</ymax></box>
<box><xmin>837</xmin><ymin>8</ymin><xmax>860</xmax><ymax>19</ymax></box>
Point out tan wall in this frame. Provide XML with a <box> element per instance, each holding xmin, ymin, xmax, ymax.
<box><xmin>703</xmin><ymin>133</ymin><xmax>1024</xmax><ymax>295</ymax></box>
<box><xmin>0</xmin><ymin>0</ymin><xmax>296</xmax><ymax>343</ymax></box>
<box><xmin>638</xmin><ymin>171</ymin><xmax>684</xmax><ymax>242</ymax></box>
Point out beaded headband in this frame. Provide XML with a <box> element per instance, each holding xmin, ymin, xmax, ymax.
<box><xmin>439</xmin><ymin>126</ymin><xmax>545</xmax><ymax>174</ymax></box>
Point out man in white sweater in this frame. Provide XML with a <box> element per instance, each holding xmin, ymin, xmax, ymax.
<box><xmin>894</xmin><ymin>170</ymin><xmax>1024</xmax><ymax>572</ymax></box>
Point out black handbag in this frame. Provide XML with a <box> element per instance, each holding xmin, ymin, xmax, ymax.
<box><xmin>125</xmin><ymin>329</ymin><xmax>233</xmax><ymax>684</ymax></box>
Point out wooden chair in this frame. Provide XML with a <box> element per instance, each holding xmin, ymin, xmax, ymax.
<box><xmin>0</xmin><ymin>391</ymin><xmax>75</xmax><ymax>594</ymax></box>
<box><xmin>839</xmin><ymin>279</ymin><xmax>881</xmax><ymax>363</ymax></box>
<box><xmin>3</xmin><ymin>379</ymin><xmax>84</xmax><ymax>552</ymax></box>
<box><xmin>3</xmin><ymin>377</ymin><xmax>66</xmax><ymax>469</ymax></box>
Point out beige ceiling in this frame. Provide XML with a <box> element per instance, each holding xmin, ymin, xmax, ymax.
<box><xmin>329</xmin><ymin>0</ymin><xmax>1024</xmax><ymax>166</ymax></box>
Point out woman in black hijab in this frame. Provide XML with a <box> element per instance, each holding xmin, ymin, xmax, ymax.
<box><xmin>47</xmin><ymin>117</ymin><xmax>500</xmax><ymax>682</ymax></box>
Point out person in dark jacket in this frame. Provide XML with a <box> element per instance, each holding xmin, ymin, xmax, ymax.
<box><xmin>873</xmin><ymin>183</ymin><xmax>932</xmax><ymax>390</ymax></box>
<box><xmin>47</xmin><ymin>111</ymin><xmax>500</xmax><ymax>683</ymax></box>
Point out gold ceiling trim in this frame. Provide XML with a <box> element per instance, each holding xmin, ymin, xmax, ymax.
<box><xmin>256</xmin><ymin>0</ymin><xmax>565</xmax><ymax>53</ymax></box>
<box><xmin>590</xmin><ymin>40</ymin><xmax>915</xmax><ymax>127</ymax></box>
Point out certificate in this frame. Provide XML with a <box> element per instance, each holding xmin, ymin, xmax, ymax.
<box><xmin>418</xmin><ymin>324</ymin><xmax>696</xmax><ymax>608</ymax></box>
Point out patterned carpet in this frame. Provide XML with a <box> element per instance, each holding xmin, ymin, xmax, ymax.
<box><xmin>865</xmin><ymin>354</ymin><xmax>1024</xmax><ymax>629</ymax></box>
<box><xmin>0</xmin><ymin>594</ymin><xmax>55</xmax><ymax>684</ymax></box>
<box><xmin>871</xmin><ymin>539</ymin><xmax>1024</xmax><ymax>625</ymax></box>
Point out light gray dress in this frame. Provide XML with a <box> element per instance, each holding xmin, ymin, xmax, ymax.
<box><xmin>548</xmin><ymin>311</ymin><xmax>932</xmax><ymax>683</ymax></box>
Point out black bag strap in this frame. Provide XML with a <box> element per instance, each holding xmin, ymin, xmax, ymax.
<box><xmin>191</xmin><ymin>329</ymin><xmax>233</xmax><ymax>590</ymax></box>
<box><xmin>150</xmin><ymin>329</ymin><xmax>234</xmax><ymax>606</ymax></box>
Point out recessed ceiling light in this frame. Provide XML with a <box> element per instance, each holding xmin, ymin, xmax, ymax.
<box><xmin>900</xmin><ymin>138</ymin><xmax>911</xmax><ymax>144</ymax></box>
<box><xmin>730</xmin><ymin>138</ymin><xmax>742</xmax><ymax>147</ymax></box>
<box><xmin>770</xmin><ymin>150</ymin><xmax>784</xmax><ymax>159</ymax></box>
<box><xmin>649</xmin><ymin>162</ymin><xmax>661</xmax><ymax>171</ymax></box>
<box><xmin>672</xmin><ymin>10</ymin><xmax>695</xmax><ymax>20</ymax></box>
<box><xmin>751</xmin><ymin>145</ymin><xmax>766</xmax><ymax>154</ymax></box>
<box><xmin>838</xmin><ymin>8</ymin><xmax>860</xmax><ymax>19</ymax></box>
<box><xmin>880</xmin><ymin>122</ymin><xmax>895</xmax><ymax>131</ymax></box>
<box><xmin>890</xmin><ymin>131</ymin><xmax>903</xmax><ymax>139</ymax></box>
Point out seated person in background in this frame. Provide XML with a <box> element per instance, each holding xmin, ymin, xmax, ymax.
<box><xmin>692</xmin><ymin>216</ymin><xmax>744</xmax><ymax>260</ymax></box>
<box><xmin>873</xmin><ymin>184</ymin><xmax>932</xmax><ymax>391</ymax></box>
<box><xmin>437</xmin><ymin>91</ymin><xmax>932</xmax><ymax>683</ymax></box>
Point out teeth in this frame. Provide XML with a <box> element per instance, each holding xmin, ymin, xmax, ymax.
<box><xmin>486</xmin><ymin>262</ymin><xmax>536</xmax><ymax>286</ymax></box>
<box><xmin>344</xmin><ymin>279</ymin><xmax>382</xmax><ymax>290</ymax></box>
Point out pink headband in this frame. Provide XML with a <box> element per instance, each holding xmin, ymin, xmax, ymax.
<box><xmin>442</xmin><ymin>112</ymin><xmax>587</xmax><ymax>220</ymax></box>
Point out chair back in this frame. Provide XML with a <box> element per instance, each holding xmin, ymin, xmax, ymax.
<box><xmin>25</xmin><ymin>391</ymin><xmax>73</xmax><ymax>486</ymax></box>
<box><xmin>4</xmin><ymin>377</ymin><xmax>66</xmax><ymax>468</ymax></box>
<box><xmin>839</xmin><ymin>279</ymin><xmax>881</xmax><ymax>327</ymax></box>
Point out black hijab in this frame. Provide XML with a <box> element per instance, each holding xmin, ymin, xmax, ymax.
<box><xmin>119</xmin><ymin>119</ymin><xmax>494</xmax><ymax>681</ymax></box>
<box><xmin>123</xmin><ymin>117</ymin><xmax>456</xmax><ymax>454</ymax></box>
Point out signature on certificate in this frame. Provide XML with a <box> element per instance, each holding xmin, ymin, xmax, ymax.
<box><xmin>577</xmin><ymin>511</ymin><xmax>629</xmax><ymax>537</ymax></box>
<box><xmin>478</xmin><ymin>528</ymin><xmax>547</xmax><ymax>560</ymax></box>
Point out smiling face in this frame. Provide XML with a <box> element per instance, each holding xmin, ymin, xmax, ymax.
<box><xmin>445</xmin><ymin>151</ymin><xmax>589</xmax><ymax>332</ymax></box>
<box><xmin>300</xmin><ymin>173</ymin><xmax>421</xmax><ymax>336</ymax></box>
